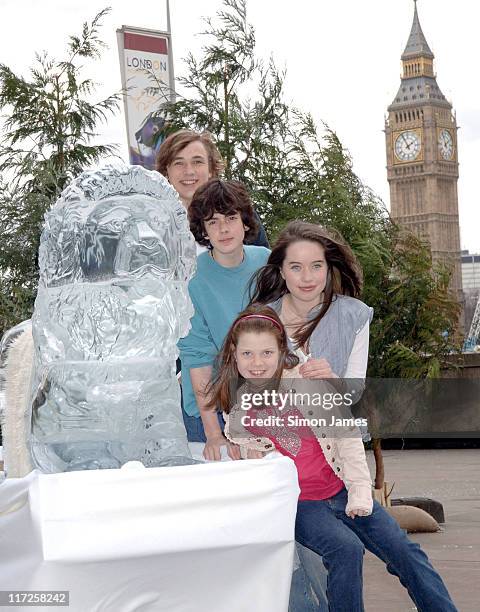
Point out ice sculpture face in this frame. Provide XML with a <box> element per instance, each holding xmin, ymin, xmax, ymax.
<box><xmin>30</xmin><ymin>165</ymin><xmax>196</xmax><ymax>472</ymax></box>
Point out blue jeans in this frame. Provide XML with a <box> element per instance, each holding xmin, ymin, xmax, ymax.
<box><xmin>289</xmin><ymin>543</ymin><xmax>328</xmax><ymax>612</ymax></box>
<box><xmin>295</xmin><ymin>488</ymin><xmax>457</xmax><ymax>612</ymax></box>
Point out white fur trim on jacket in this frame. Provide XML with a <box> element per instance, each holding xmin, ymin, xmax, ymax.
<box><xmin>1</xmin><ymin>324</ymin><xmax>34</xmax><ymax>477</ymax></box>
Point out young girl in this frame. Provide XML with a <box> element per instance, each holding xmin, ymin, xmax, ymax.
<box><xmin>208</xmin><ymin>286</ymin><xmax>457</xmax><ymax>608</ymax></box>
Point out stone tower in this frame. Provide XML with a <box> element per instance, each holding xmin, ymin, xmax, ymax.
<box><xmin>385</xmin><ymin>1</ymin><xmax>463</xmax><ymax>298</ymax></box>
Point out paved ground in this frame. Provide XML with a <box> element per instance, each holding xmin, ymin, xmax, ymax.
<box><xmin>363</xmin><ymin>449</ymin><xmax>480</xmax><ymax>612</ymax></box>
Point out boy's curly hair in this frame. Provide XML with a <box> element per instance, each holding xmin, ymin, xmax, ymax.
<box><xmin>188</xmin><ymin>179</ymin><xmax>259</xmax><ymax>247</ymax></box>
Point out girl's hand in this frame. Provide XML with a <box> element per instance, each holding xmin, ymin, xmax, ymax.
<box><xmin>203</xmin><ymin>433</ymin><xmax>241</xmax><ymax>461</ymax></box>
<box><xmin>299</xmin><ymin>357</ymin><xmax>337</xmax><ymax>379</ymax></box>
<box><xmin>346</xmin><ymin>507</ymin><xmax>371</xmax><ymax>519</ymax></box>
<box><xmin>245</xmin><ymin>449</ymin><xmax>266</xmax><ymax>459</ymax></box>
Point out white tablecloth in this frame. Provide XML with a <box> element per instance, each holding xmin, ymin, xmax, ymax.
<box><xmin>0</xmin><ymin>448</ymin><xmax>299</xmax><ymax>612</ymax></box>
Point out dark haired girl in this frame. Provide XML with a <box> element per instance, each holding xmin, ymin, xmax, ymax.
<box><xmin>227</xmin><ymin>221</ymin><xmax>457</xmax><ymax>611</ymax></box>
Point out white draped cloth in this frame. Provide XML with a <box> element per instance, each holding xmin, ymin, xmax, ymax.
<box><xmin>0</xmin><ymin>447</ymin><xmax>299</xmax><ymax>612</ymax></box>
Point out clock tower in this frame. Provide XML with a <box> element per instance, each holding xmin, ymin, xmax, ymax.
<box><xmin>385</xmin><ymin>1</ymin><xmax>463</xmax><ymax>298</ymax></box>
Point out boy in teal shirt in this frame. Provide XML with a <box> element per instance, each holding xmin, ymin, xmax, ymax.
<box><xmin>178</xmin><ymin>179</ymin><xmax>269</xmax><ymax>460</ymax></box>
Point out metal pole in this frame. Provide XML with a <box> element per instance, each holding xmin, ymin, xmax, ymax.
<box><xmin>166</xmin><ymin>0</ymin><xmax>176</xmax><ymax>102</ymax></box>
<box><xmin>166</xmin><ymin>0</ymin><xmax>171</xmax><ymax>32</ymax></box>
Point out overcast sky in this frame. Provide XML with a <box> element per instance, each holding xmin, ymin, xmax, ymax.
<box><xmin>1</xmin><ymin>0</ymin><xmax>479</xmax><ymax>252</ymax></box>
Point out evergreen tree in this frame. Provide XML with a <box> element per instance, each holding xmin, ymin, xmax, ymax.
<box><xmin>0</xmin><ymin>8</ymin><xmax>119</xmax><ymax>334</ymax></box>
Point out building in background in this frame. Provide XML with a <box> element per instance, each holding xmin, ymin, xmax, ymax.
<box><xmin>462</xmin><ymin>250</ymin><xmax>480</xmax><ymax>333</ymax></box>
<box><xmin>462</xmin><ymin>251</ymin><xmax>480</xmax><ymax>291</ymax></box>
<box><xmin>384</xmin><ymin>1</ymin><xmax>463</xmax><ymax>305</ymax></box>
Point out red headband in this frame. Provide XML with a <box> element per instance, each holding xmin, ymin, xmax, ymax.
<box><xmin>233</xmin><ymin>314</ymin><xmax>283</xmax><ymax>331</ymax></box>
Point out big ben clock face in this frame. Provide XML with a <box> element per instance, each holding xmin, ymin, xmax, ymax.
<box><xmin>438</xmin><ymin>129</ymin><xmax>454</xmax><ymax>160</ymax></box>
<box><xmin>394</xmin><ymin>131</ymin><xmax>421</xmax><ymax>161</ymax></box>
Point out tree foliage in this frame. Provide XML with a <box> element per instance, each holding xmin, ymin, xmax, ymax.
<box><xmin>367</xmin><ymin>230</ymin><xmax>460</xmax><ymax>378</ymax></box>
<box><xmin>163</xmin><ymin>0</ymin><xmax>460</xmax><ymax>376</ymax></box>
<box><xmin>0</xmin><ymin>8</ymin><xmax>119</xmax><ymax>334</ymax></box>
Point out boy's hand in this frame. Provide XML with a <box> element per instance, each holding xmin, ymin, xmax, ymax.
<box><xmin>203</xmin><ymin>433</ymin><xmax>241</xmax><ymax>461</ymax></box>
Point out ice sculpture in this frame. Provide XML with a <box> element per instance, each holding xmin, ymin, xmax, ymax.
<box><xmin>29</xmin><ymin>165</ymin><xmax>196</xmax><ymax>472</ymax></box>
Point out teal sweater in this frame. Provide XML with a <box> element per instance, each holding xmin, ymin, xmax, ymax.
<box><xmin>178</xmin><ymin>245</ymin><xmax>270</xmax><ymax>417</ymax></box>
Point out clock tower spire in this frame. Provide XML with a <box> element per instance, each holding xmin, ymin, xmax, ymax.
<box><xmin>385</xmin><ymin>1</ymin><xmax>463</xmax><ymax>302</ymax></box>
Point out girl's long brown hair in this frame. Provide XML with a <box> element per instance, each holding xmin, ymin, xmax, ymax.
<box><xmin>207</xmin><ymin>304</ymin><xmax>299</xmax><ymax>413</ymax></box>
<box><xmin>248</xmin><ymin>221</ymin><xmax>363</xmax><ymax>349</ymax></box>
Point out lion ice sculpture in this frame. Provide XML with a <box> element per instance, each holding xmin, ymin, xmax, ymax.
<box><xmin>29</xmin><ymin>165</ymin><xmax>196</xmax><ymax>472</ymax></box>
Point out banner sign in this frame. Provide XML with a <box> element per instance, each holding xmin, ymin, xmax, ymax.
<box><xmin>117</xmin><ymin>26</ymin><xmax>175</xmax><ymax>170</ymax></box>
